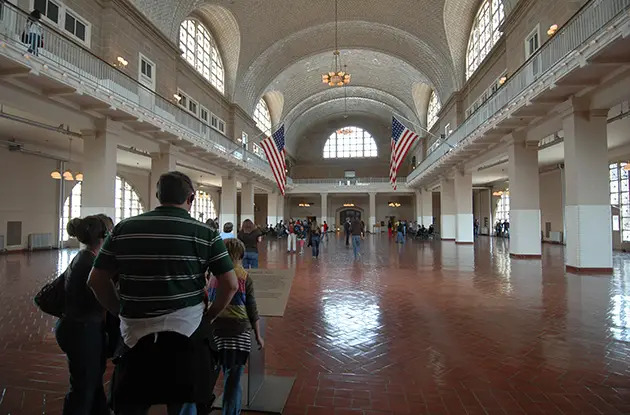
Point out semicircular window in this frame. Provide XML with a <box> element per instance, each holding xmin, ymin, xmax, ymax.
<box><xmin>323</xmin><ymin>126</ymin><xmax>377</xmax><ymax>159</ymax></box>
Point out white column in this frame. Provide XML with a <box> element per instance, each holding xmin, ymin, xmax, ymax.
<box><xmin>220</xmin><ymin>176</ymin><xmax>237</xmax><ymax>227</ymax></box>
<box><xmin>415</xmin><ymin>190</ymin><xmax>422</xmax><ymax>224</ymax></box>
<box><xmin>320</xmin><ymin>193</ymin><xmax>328</xmax><ymax>225</ymax></box>
<box><xmin>81</xmin><ymin>119</ymin><xmax>118</xmax><ymax>219</ymax></box>
<box><xmin>267</xmin><ymin>191</ymin><xmax>278</xmax><ymax>226</ymax></box>
<box><xmin>149</xmin><ymin>144</ymin><xmax>177</xmax><ymax>210</ymax></box>
<box><xmin>440</xmin><ymin>178</ymin><xmax>456</xmax><ymax>240</ymax></box>
<box><xmin>563</xmin><ymin>106</ymin><xmax>612</xmax><ymax>271</ymax></box>
<box><xmin>277</xmin><ymin>194</ymin><xmax>285</xmax><ymax>223</ymax></box>
<box><xmin>421</xmin><ymin>188</ymin><xmax>433</xmax><ymax>226</ymax></box>
<box><xmin>508</xmin><ymin>134</ymin><xmax>542</xmax><ymax>257</ymax></box>
<box><xmin>454</xmin><ymin>170</ymin><xmax>473</xmax><ymax>244</ymax></box>
<box><xmin>240</xmin><ymin>182</ymin><xmax>255</xmax><ymax>224</ymax></box>
<box><xmin>369</xmin><ymin>192</ymin><xmax>376</xmax><ymax>231</ymax></box>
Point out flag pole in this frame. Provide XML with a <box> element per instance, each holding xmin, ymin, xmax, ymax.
<box><xmin>393</xmin><ymin>112</ymin><xmax>456</xmax><ymax>150</ymax></box>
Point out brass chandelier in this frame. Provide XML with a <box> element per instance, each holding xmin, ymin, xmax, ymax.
<box><xmin>321</xmin><ymin>0</ymin><xmax>351</xmax><ymax>87</ymax></box>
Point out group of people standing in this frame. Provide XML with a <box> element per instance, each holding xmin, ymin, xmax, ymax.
<box><xmin>286</xmin><ymin>219</ymin><xmax>326</xmax><ymax>258</ymax></box>
<box><xmin>51</xmin><ymin>171</ymin><xmax>264</xmax><ymax>415</ymax></box>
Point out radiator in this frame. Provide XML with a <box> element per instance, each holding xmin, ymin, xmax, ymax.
<box><xmin>28</xmin><ymin>233</ymin><xmax>54</xmax><ymax>251</ymax></box>
<box><xmin>548</xmin><ymin>231</ymin><xmax>563</xmax><ymax>243</ymax></box>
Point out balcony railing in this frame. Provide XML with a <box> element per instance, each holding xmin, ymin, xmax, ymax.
<box><xmin>0</xmin><ymin>2</ymin><xmax>271</xmax><ymax>173</ymax></box>
<box><xmin>408</xmin><ymin>0</ymin><xmax>630</xmax><ymax>184</ymax></box>
<box><xmin>291</xmin><ymin>177</ymin><xmax>406</xmax><ymax>186</ymax></box>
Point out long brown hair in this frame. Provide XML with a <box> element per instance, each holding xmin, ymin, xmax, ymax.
<box><xmin>241</xmin><ymin>219</ymin><xmax>255</xmax><ymax>234</ymax></box>
<box><xmin>311</xmin><ymin>221</ymin><xmax>319</xmax><ymax>232</ymax></box>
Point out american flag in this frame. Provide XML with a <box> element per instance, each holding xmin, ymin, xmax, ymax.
<box><xmin>260</xmin><ymin>125</ymin><xmax>287</xmax><ymax>195</ymax></box>
<box><xmin>390</xmin><ymin>117</ymin><xmax>419</xmax><ymax>190</ymax></box>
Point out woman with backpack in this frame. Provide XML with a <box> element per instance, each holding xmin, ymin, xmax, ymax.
<box><xmin>55</xmin><ymin>214</ymin><xmax>113</xmax><ymax>415</ymax></box>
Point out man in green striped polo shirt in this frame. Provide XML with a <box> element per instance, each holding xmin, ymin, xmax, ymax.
<box><xmin>88</xmin><ymin>171</ymin><xmax>239</xmax><ymax>414</ymax></box>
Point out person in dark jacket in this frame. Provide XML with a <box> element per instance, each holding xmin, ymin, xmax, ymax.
<box><xmin>55</xmin><ymin>214</ymin><xmax>112</xmax><ymax>415</ymax></box>
<box><xmin>344</xmin><ymin>218</ymin><xmax>351</xmax><ymax>246</ymax></box>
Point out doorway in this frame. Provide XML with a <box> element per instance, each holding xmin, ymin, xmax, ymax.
<box><xmin>340</xmin><ymin>209</ymin><xmax>361</xmax><ymax>224</ymax></box>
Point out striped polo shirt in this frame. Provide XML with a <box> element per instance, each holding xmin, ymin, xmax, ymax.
<box><xmin>93</xmin><ymin>206</ymin><xmax>234</xmax><ymax>319</ymax></box>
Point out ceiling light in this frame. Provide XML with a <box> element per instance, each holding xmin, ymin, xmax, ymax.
<box><xmin>388</xmin><ymin>202</ymin><xmax>401</xmax><ymax>208</ymax></box>
<box><xmin>343</xmin><ymin>203</ymin><xmax>354</xmax><ymax>207</ymax></box>
<box><xmin>499</xmin><ymin>75</ymin><xmax>507</xmax><ymax>85</ymax></box>
<box><xmin>173</xmin><ymin>94</ymin><xmax>182</xmax><ymax>102</ymax></box>
<box><xmin>321</xmin><ymin>0</ymin><xmax>351</xmax><ymax>87</ymax></box>
<box><xmin>115</xmin><ymin>56</ymin><xmax>128</xmax><ymax>68</ymax></box>
<box><xmin>547</xmin><ymin>24</ymin><xmax>558</xmax><ymax>36</ymax></box>
<box><xmin>50</xmin><ymin>171</ymin><xmax>62</xmax><ymax>180</ymax></box>
<box><xmin>299</xmin><ymin>203</ymin><xmax>311</xmax><ymax>207</ymax></box>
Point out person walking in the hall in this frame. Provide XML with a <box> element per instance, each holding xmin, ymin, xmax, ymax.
<box><xmin>344</xmin><ymin>218</ymin><xmax>351</xmax><ymax>246</ymax></box>
<box><xmin>88</xmin><ymin>171</ymin><xmax>239</xmax><ymax>415</ymax></box>
<box><xmin>287</xmin><ymin>220</ymin><xmax>297</xmax><ymax>253</ymax></box>
<box><xmin>309</xmin><ymin>220</ymin><xmax>322</xmax><ymax>258</ymax></box>
<box><xmin>351</xmin><ymin>216</ymin><xmax>364</xmax><ymax>260</ymax></box>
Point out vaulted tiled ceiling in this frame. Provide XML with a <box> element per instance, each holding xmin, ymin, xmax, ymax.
<box><xmin>129</xmin><ymin>0</ymin><xmax>519</xmax><ymax>150</ymax></box>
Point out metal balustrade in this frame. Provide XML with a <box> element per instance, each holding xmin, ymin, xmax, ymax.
<box><xmin>408</xmin><ymin>0</ymin><xmax>630</xmax><ymax>184</ymax></box>
<box><xmin>0</xmin><ymin>2</ymin><xmax>271</xmax><ymax>173</ymax></box>
<box><xmin>291</xmin><ymin>177</ymin><xmax>406</xmax><ymax>185</ymax></box>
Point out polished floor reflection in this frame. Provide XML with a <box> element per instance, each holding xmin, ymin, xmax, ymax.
<box><xmin>0</xmin><ymin>235</ymin><xmax>629</xmax><ymax>414</ymax></box>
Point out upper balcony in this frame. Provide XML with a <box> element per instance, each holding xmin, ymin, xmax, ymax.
<box><xmin>0</xmin><ymin>2</ymin><xmax>276</xmax><ymax>184</ymax></box>
<box><xmin>287</xmin><ymin>177</ymin><xmax>410</xmax><ymax>194</ymax></box>
<box><xmin>407</xmin><ymin>0</ymin><xmax>630</xmax><ymax>187</ymax></box>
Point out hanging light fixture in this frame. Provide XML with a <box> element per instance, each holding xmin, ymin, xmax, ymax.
<box><xmin>50</xmin><ymin>138</ymin><xmax>82</xmax><ymax>181</ymax></box>
<box><xmin>321</xmin><ymin>0</ymin><xmax>351</xmax><ymax>87</ymax></box>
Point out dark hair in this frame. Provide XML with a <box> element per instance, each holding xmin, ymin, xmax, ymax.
<box><xmin>29</xmin><ymin>10</ymin><xmax>41</xmax><ymax>20</ymax></box>
<box><xmin>156</xmin><ymin>171</ymin><xmax>194</xmax><ymax>205</ymax></box>
<box><xmin>223</xmin><ymin>222</ymin><xmax>234</xmax><ymax>233</ymax></box>
<box><xmin>67</xmin><ymin>215</ymin><xmax>108</xmax><ymax>246</ymax></box>
<box><xmin>241</xmin><ymin>219</ymin><xmax>255</xmax><ymax>234</ymax></box>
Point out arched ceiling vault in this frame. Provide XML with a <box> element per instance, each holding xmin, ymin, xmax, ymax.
<box><xmin>262</xmin><ymin>49</ymin><xmax>427</xmax><ymax>122</ymax></box>
<box><xmin>284</xmin><ymin>86</ymin><xmax>419</xmax><ymax>138</ymax></box>
<box><xmin>286</xmin><ymin>97</ymin><xmax>404</xmax><ymax>154</ymax></box>
<box><xmin>126</xmin><ymin>0</ymin><xmax>521</xmax><ymax>149</ymax></box>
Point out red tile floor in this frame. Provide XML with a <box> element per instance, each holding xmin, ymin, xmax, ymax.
<box><xmin>1</xmin><ymin>234</ymin><xmax>630</xmax><ymax>414</ymax></box>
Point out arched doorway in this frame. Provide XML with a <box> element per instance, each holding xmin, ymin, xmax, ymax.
<box><xmin>340</xmin><ymin>209</ymin><xmax>361</xmax><ymax>224</ymax></box>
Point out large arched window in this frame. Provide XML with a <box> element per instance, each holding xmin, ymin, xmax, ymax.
<box><xmin>466</xmin><ymin>0</ymin><xmax>505</xmax><ymax>79</ymax></box>
<box><xmin>179</xmin><ymin>19</ymin><xmax>225</xmax><ymax>94</ymax></box>
<box><xmin>323</xmin><ymin>126</ymin><xmax>377</xmax><ymax>159</ymax></box>
<box><xmin>253</xmin><ymin>99</ymin><xmax>272</xmax><ymax>134</ymax></box>
<box><xmin>115</xmin><ymin>177</ymin><xmax>144</xmax><ymax>224</ymax></box>
<box><xmin>60</xmin><ymin>177</ymin><xmax>145</xmax><ymax>241</ymax></box>
<box><xmin>427</xmin><ymin>91</ymin><xmax>441</xmax><ymax>130</ymax></box>
<box><xmin>190</xmin><ymin>190</ymin><xmax>217</xmax><ymax>223</ymax></box>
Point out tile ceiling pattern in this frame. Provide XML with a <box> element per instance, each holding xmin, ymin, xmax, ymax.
<box><xmin>129</xmin><ymin>0</ymin><xmax>519</xmax><ymax>145</ymax></box>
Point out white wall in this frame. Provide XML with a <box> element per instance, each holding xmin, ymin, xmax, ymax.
<box><xmin>0</xmin><ymin>147</ymin><xmax>59</xmax><ymax>250</ymax></box>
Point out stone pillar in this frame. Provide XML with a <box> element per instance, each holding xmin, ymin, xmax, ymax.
<box><xmin>240</xmin><ymin>182</ymin><xmax>255</xmax><ymax>224</ymax></box>
<box><xmin>421</xmin><ymin>188</ymin><xmax>433</xmax><ymax>226</ymax></box>
<box><xmin>563</xmin><ymin>106</ymin><xmax>612</xmax><ymax>272</ymax></box>
<box><xmin>220</xmin><ymin>176</ymin><xmax>237</xmax><ymax>228</ymax></box>
<box><xmin>267</xmin><ymin>191</ymin><xmax>278</xmax><ymax>226</ymax></box>
<box><xmin>454</xmin><ymin>170</ymin><xmax>473</xmax><ymax>244</ymax></box>
<box><xmin>320</xmin><ymin>193</ymin><xmax>328</xmax><ymax>226</ymax></box>
<box><xmin>415</xmin><ymin>190</ymin><xmax>422</xmax><ymax>224</ymax></box>
<box><xmin>440</xmin><ymin>178</ymin><xmax>456</xmax><ymax>240</ymax></box>
<box><xmin>508</xmin><ymin>134</ymin><xmax>542</xmax><ymax>257</ymax></box>
<box><xmin>369</xmin><ymin>192</ymin><xmax>377</xmax><ymax>231</ymax></box>
<box><xmin>81</xmin><ymin>119</ymin><xmax>119</xmax><ymax>219</ymax></box>
<box><xmin>149</xmin><ymin>144</ymin><xmax>178</xmax><ymax>210</ymax></box>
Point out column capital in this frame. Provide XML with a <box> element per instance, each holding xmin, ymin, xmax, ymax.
<box><xmin>558</xmin><ymin>97</ymin><xmax>609</xmax><ymax>120</ymax></box>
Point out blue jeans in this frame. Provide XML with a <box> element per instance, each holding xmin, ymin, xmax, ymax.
<box><xmin>311</xmin><ymin>236</ymin><xmax>320</xmax><ymax>257</ymax></box>
<box><xmin>396</xmin><ymin>231</ymin><xmax>404</xmax><ymax>243</ymax></box>
<box><xmin>352</xmin><ymin>235</ymin><xmax>361</xmax><ymax>259</ymax></box>
<box><xmin>222</xmin><ymin>365</ymin><xmax>245</xmax><ymax>415</ymax></box>
<box><xmin>242</xmin><ymin>251</ymin><xmax>258</xmax><ymax>269</ymax></box>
